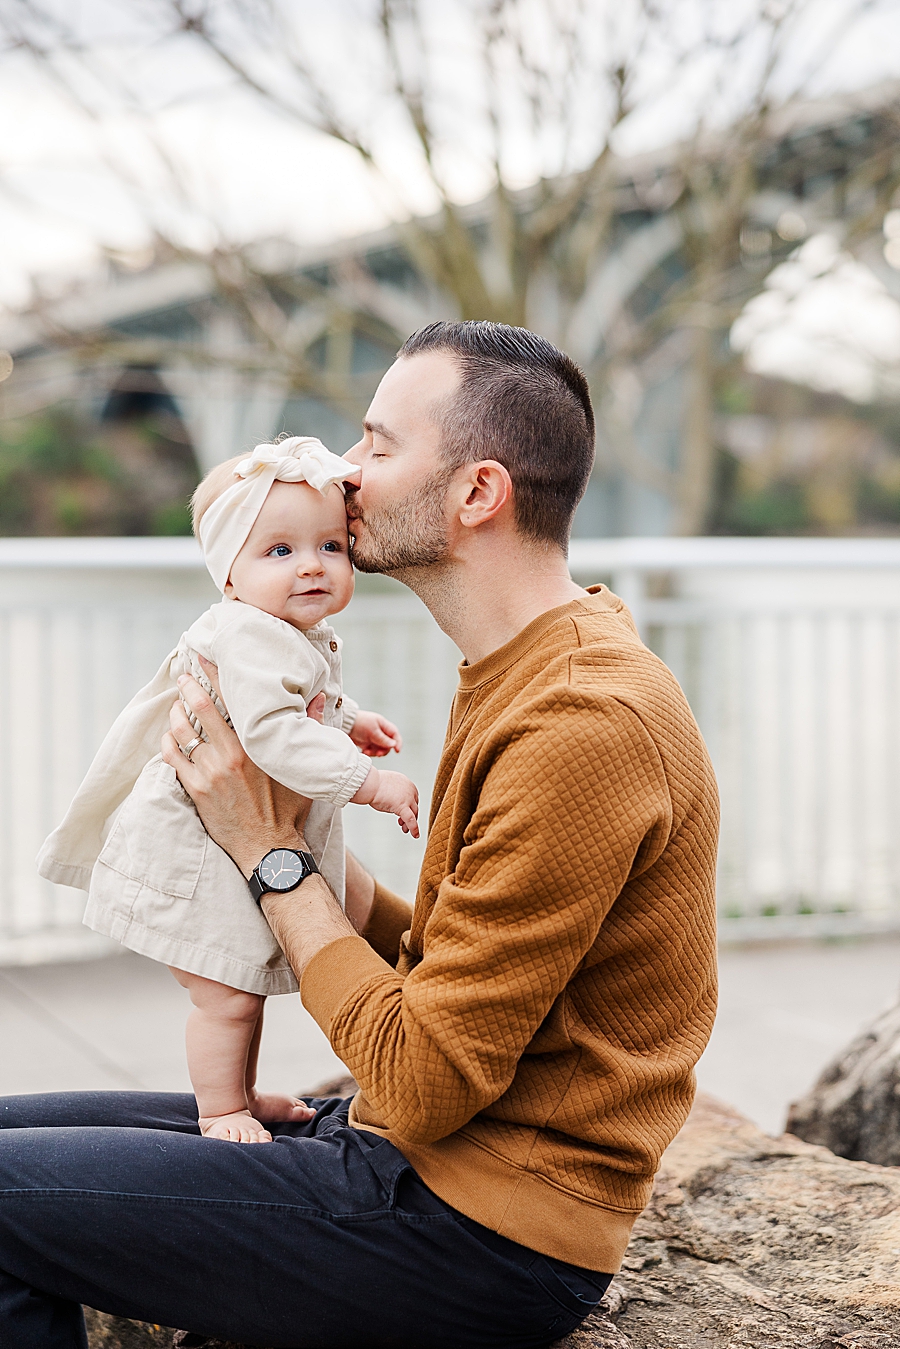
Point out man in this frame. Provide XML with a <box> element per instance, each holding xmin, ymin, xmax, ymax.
<box><xmin>0</xmin><ymin>321</ymin><xmax>718</xmax><ymax>1348</ymax></box>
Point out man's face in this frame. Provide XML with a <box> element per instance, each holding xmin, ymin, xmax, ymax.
<box><xmin>343</xmin><ymin>351</ymin><xmax>462</xmax><ymax>574</ymax></box>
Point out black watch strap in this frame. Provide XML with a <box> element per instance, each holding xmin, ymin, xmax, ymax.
<box><xmin>248</xmin><ymin>848</ymin><xmax>319</xmax><ymax>906</ymax></box>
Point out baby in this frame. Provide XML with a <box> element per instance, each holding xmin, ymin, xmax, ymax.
<box><xmin>38</xmin><ymin>436</ymin><xmax>418</xmax><ymax>1143</ymax></box>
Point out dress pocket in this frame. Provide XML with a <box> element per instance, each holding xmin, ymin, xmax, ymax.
<box><xmin>97</xmin><ymin>755</ymin><xmax>208</xmax><ymax>899</ymax></box>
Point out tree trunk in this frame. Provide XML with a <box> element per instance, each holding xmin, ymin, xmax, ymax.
<box><xmin>675</xmin><ymin>312</ymin><xmax>717</xmax><ymax>536</ymax></box>
<box><xmin>786</xmin><ymin>997</ymin><xmax>900</xmax><ymax>1166</ymax></box>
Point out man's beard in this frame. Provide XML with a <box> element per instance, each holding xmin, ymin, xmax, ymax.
<box><xmin>348</xmin><ymin>469</ymin><xmax>455</xmax><ymax>574</ymax></box>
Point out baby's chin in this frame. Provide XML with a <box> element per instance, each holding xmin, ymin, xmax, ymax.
<box><xmin>277</xmin><ymin>595</ymin><xmax>346</xmax><ymax>631</ymax></box>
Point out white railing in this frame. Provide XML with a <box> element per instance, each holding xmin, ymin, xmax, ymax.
<box><xmin>1</xmin><ymin>535</ymin><xmax>899</xmax><ymax>963</ymax></box>
<box><xmin>571</xmin><ymin>537</ymin><xmax>900</xmax><ymax>941</ymax></box>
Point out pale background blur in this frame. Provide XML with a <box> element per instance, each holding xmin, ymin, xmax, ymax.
<box><xmin>1</xmin><ymin>0</ymin><xmax>900</xmax><ymax>1136</ymax></box>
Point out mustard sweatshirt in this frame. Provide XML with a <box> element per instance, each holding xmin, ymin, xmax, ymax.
<box><xmin>302</xmin><ymin>586</ymin><xmax>719</xmax><ymax>1272</ymax></box>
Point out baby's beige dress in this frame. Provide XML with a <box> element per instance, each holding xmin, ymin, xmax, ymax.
<box><xmin>37</xmin><ymin>599</ymin><xmax>370</xmax><ymax>995</ymax></box>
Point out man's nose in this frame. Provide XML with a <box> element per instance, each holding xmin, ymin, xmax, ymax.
<box><xmin>343</xmin><ymin>440</ymin><xmax>364</xmax><ymax>467</ymax></box>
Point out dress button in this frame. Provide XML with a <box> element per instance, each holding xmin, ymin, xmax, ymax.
<box><xmin>336</xmin><ymin>697</ymin><xmax>343</xmax><ymax>708</ymax></box>
<box><xmin>329</xmin><ymin>640</ymin><xmax>338</xmax><ymax>652</ymax></box>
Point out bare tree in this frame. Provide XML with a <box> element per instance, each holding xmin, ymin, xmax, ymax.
<box><xmin>1</xmin><ymin>0</ymin><xmax>897</xmax><ymax>530</ymax></box>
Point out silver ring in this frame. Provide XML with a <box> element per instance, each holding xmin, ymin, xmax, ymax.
<box><xmin>180</xmin><ymin>736</ymin><xmax>203</xmax><ymax>762</ymax></box>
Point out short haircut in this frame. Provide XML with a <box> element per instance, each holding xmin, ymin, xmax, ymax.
<box><xmin>190</xmin><ymin>453</ymin><xmax>246</xmax><ymax>535</ymax></box>
<box><xmin>399</xmin><ymin>320</ymin><xmax>595</xmax><ymax>552</ymax></box>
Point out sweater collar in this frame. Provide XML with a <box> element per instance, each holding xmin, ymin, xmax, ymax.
<box><xmin>457</xmin><ymin>585</ymin><xmax>622</xmax><ymax>692</ymax></box>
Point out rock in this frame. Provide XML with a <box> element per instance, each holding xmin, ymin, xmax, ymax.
<box><xmin>554</xmin><ymin>1094</ymin><xmax>900</xmax><ymax>1349</ymax></box>
<box><xmin>83</xmin><ymin>1309</ymin><xmax>171</xmax><ymax>1346</ymax></box>
<box><xmin>786</xmin><ymin>999</ymin><xmax>900</xmax><ymax>1166</ymax></box>
<box><xmin>305</xmin><ymin>1073</ymin><xmax>358</xmax><ymax>1099</ymax></box>
<box><xmin>85</xmin><ymin>1093</ymin><xmax>900</xmax><ymax>1348</ymax></box>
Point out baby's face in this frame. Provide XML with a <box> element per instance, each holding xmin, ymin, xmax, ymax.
<box><xmin>226</xmin><ymin>480</ymin><xmax>354</xmax><ymax>629</ymax></box>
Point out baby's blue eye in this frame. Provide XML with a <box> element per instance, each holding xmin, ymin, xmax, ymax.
<box><xmin>322</xmin><ymin>541</ymin><xmax>341</xmax><ymax>553</ymax></box>
<box><xmin>268</xmin><ymin>545</ymin><xmax>292</xmax><ymax>558</ymax></box>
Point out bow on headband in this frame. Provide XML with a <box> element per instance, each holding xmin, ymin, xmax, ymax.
<box><xmin>199</xmin><ymin>436</ymin><xmax>361</xmax><ymax>593</ymax></box>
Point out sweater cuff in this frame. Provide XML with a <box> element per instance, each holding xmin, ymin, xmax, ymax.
<box><xmin>301</xmin><ymin>935</ymin><xmax>397</xmax><ymax>1038</ymax></box>
<box><xmin>363</xmin><ymin>881</ymin><xmax>413</xmax><ymax>966</ymax></box>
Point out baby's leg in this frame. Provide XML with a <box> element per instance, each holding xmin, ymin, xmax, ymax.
<box><xmin>171</xmin><ymin>968</ymin><xmax>268</xmax><ymax>1141</ymax></box>
<box><xmin>242</xmin><ymin>1001</ymin><xmax>314</xmax><ymax>1127</ymax></box>
<box><xmin>169</xmin><ymin>969</ymin><xmax>312</xmax><ymax>1142</ymax></box>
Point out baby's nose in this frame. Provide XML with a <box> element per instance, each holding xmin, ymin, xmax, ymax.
<box><xmin>297</xmin><ymin>553</ymin><xmax>325</xmax><ymax>574</ymax></box>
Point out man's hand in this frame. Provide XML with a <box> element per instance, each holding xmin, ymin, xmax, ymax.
<box><xmin>162</xmin><ymin>674</ymin><xmax>358</xmax><ymax>979</ymax></box>
<box><xmin>161</xmin><ymin>674</ymin><xmax>313</xmax><ymax>879</ymax></box>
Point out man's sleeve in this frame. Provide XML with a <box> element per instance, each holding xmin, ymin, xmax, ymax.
<box><xmin>302</xmin><ymin>689</ymin><xmax>673</xmax><ymax>1146</ymax></box>
<box><xmin>361</xmin><ymin>881</ymin><xmax>413</xmax><ymax>966</ymax></box>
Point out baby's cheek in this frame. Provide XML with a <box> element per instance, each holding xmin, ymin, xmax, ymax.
<box><xmin>334</xmin><ymin>559</ymin><xmax>355</xmax><ymax>598</ymax></box>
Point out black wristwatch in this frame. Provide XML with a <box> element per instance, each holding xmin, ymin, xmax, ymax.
<box><xmin>248</xmin><ymin>848</ymin><xmax>319</xmax><ymax>906</ymax></box>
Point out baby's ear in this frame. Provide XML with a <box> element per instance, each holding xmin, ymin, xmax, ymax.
<box><xmin>223</xmin><ymin>579</ymin><xmax>235</xmax><ymax>598</ymax></box>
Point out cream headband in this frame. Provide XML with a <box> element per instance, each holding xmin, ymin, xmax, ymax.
<box><xmin>199</xmin><ymin>436</ymin><xmax>361</xmax><ymax>593</ymax></box>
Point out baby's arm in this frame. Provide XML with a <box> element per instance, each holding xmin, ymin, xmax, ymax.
<box><xmin>208</xmin><ymin>609</ymin><xmax>420</xmax><ymax>832</ymax></box>
<box><xmin>339</xmin><ymin>692</ymin><xmax>416</xmax><ymax>831</ymax></box>
<box><xmin>210</xmin><ymin>610</ymin><xmax>370</xmax><ymax>806</ymax></box>
<box><xmin>352</xmin><ymin>767</ymin><xmax>419</xmax><ymax>838</ymax></box>
<box><xmin>350</xmin><ymin>710</ymin><xmax>402</xmax><ymax>757</ymax></box>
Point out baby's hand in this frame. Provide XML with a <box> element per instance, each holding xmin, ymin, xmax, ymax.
<box><xmin>350</xmin><ymin>710</ymin><xmax>402</xmax><ymax>757</ymax></box>
<box><xmin>351</xmin><ymin>768</ymin><xmax>419</xmax><ymax>839</ymax></box>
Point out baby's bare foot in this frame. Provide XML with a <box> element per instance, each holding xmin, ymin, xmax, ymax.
<box><xmin>199</xmin><ymin>1110</ymin><xmax>273</xmax><ymax>1143</ymax></box>
<box><xmin>247</xmin><ymin>1090</ymin><xmax>315</xmax><ymax>1124</ymax></box>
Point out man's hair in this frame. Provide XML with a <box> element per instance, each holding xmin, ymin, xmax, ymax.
<box><xmin>190</xmin><ymin>453</ymin><xmax>247</xmax><ymax>535</ymax></box>
<box><xmin>399</xmin><ymin>320</ymin><xmax>595</xmax><ymax>552</ymax></box>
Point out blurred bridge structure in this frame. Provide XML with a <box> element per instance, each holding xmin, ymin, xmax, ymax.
<box><xmin>1</xmin><ymin>534</ymin><xmax>899</xmax><ymax>964</ymax></box>
<box><xmin>1</xmin><ymin>83</ymin><xmax>898</xmax><ymax>539</ymax></box>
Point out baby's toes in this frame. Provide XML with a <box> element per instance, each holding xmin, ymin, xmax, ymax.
<box><xmin>245</xmin><ymin>1124</ymin><xmax>272</xmax><ymax>1143</ymax></box>
<box><xmin>287</xmin><ymin>1100</ymin><xmax>316</xmax><ymax>1121</ymax></box>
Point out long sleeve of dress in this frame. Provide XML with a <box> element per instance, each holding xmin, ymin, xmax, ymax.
<box><xmin>200</xmin><ymin>604</ymin><xmax>371</xmax><ymax>807</ymax></box>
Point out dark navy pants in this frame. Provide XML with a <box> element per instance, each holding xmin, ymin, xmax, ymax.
<box><xmin>0</xmin><ymin>1092</ymin><xmax>611</xmax><ymax>1348</ymax></box>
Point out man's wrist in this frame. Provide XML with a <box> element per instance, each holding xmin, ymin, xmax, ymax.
<box><xmin>259</xmin><ymin>869</ymin><xmax>355</xmax><ymax>979</ymax></box>
<box><xmin>239</xmin><ymin>834</ymin><xmax>308</xmax><ymax>881</ymax></box>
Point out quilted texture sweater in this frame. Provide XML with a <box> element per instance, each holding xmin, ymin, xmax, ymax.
<box><xmin>302</xmin><ymin>585</ymin><xmax>718</xmax><ymax>1272</ymax></box>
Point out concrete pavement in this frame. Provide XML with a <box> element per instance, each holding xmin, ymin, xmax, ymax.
<box><xmin>0</xmin><ymin>952</ymin><xmax>343</xmax><ymax>1098</ymax></box>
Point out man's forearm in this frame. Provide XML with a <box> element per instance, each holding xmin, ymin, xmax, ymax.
<box><xmin>261</xmin><ymin>869</ymin><xmax>356</xmax><ymax>982</ymax></box>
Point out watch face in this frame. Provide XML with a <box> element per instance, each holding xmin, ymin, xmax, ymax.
<box><xmin>258</xmin><ymin>849</ymin><xmax>306</xmax><ymax>892</ymax></box>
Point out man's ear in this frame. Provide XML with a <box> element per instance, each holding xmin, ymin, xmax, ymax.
<box><xmin>457</xmin><ymin>460</ymin><xmax>513</xmax><ymax>530</ymax></box>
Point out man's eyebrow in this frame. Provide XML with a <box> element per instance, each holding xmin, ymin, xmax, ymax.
<box><xmin>363</xmin><ymin>419</ymin><xmax>400</xmax><ymax>444</ymax></box>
